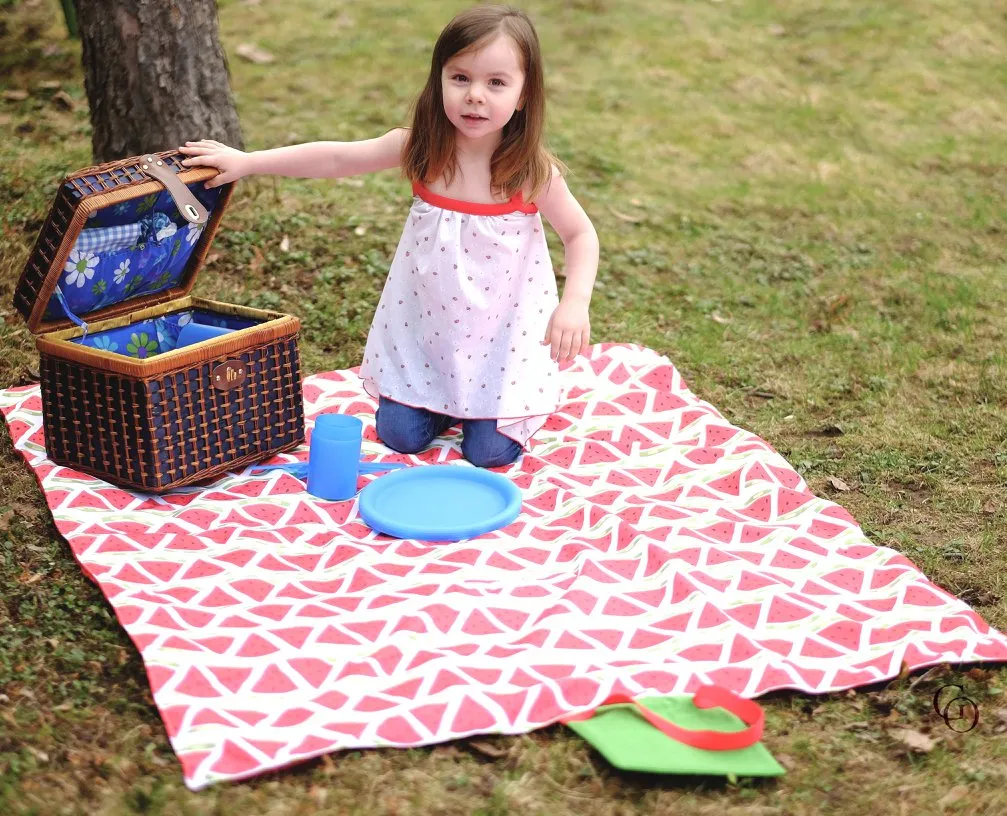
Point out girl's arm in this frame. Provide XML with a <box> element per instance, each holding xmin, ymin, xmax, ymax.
<box><xmin>178</xmin><ymin>128</ymin><xmax>409</xmax><ymax>188</ymax></box>
<box><xmin>535</xmin><ymin>168</ymin><xmax>600</xmax><ymax>363</ymax></box>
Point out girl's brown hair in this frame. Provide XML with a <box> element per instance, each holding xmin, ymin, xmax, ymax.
<box><xmin>401</xmin><ymin>4</ymin><xmax>563</xmax><ymax>202</ymax></box>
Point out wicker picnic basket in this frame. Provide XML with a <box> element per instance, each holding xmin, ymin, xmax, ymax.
<box><xmin>12</xmin><ymin>149</ymin><xmax>305</xmax><ymax>493</ymax></box>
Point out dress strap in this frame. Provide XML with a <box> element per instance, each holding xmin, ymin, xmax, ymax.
<box><xmin>411</xmin><ymin>181</ymin><xmax>538</xmax><ymax>215</ymax></box>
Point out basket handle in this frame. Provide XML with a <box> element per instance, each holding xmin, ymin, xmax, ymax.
<box><xmin>141</xmin><ymin>155</ymin><xmax>209</xmax><ymax>225</ymax></box>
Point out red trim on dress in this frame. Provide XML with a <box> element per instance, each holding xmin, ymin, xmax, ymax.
<box><xmin>412</xmin><ymin>181</ymin><xmax>538</xmax><ymax>215</ymax></box>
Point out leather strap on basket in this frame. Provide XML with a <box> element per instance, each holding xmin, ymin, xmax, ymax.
<box><xmin>560</xmin><ymin>683</ymin><xmax>765</xmax><ymax>751</ymax></box>
<box><xmin>52</xmin><ymin>285</ymin><xmax>89</xmax><ymax>339</ymax></box>
<box><xmin>140</xmin><ymin>155</ymin><xmax>209</xmax><ymax>225</ymax></box>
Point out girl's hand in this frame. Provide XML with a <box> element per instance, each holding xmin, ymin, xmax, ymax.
<box><xmin>178</xmin><ymin>140</ymin><xmax>252</xmax><ymax>188</ymax></box>
<box><xmin>542</xmin><ymin>298</ymin><xmax>591</xmax><ymax>363</ymax></box>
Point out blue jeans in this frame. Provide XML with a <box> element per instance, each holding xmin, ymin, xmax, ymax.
<box><xmin>375</xmin><ymin>396</ymin><xmax>523</xmax><ymax>468</ymax></box>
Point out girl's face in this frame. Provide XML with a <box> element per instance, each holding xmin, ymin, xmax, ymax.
<box><xmin>441</xmin><ymin>34</ymin><xmax>525</xmax><ymax>144</ymax></box>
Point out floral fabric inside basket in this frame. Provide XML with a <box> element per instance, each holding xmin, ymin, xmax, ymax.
<box><xmin>44</xmin><ymin>183</ymin><xmax>225</xmax><ymax>323</ymax></box>
<box><xmin>71</xmin><ymin>309</ymin><xmax>261</xmax><ymax>359</ymax></box>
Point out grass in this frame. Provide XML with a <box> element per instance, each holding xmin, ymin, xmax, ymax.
<box><xmin>1</xmin><ymin>0</ymin><xmax>1006</xmax><ymax>812</ymax></box>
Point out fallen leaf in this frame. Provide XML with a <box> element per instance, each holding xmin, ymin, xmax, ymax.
<box><xmin>982</xmin><ymin>499</ymin><xmax>997</xmax><ymax>514</ymax></box>
<box><xmin>775</xmin><ymin>752</ymin><xmax>796</xmax><ymax>770</ymax></box>
<box><xmin>938</xmin><ymin>786</ymin><xmax>968</xmax><ymax>810</ymax></box>
<box><xmin>811</xmin><ymin>423</ymin><xmax>844</xmax><ymax>437</ymax></box>
<box><xmin>280</xmin><ymin>235</ymin><xmax>290</xmax><ymax>252</ymax></box>
<box><xmin>432</xmin><ymin>745</ymin><xmax>465</xmax><ymax>759</ymax></box>
<box><xmin>51</xmin><ymin>90</ymin><xmax>75</xmax><ymax>111</ymax></box>
<box><xmin>826</xmin><ymin>294</ymin><xmax>849</xmax><ymax>314</ymax></box>
<box><xmin>827</xmin><ymin>476</ymin><xmax>851</xmax><ymax>491</ymax></box>
<box><xmin>942</xmin><ymin>732</ymin><xmax>966</xmax><ymax>753</ymax></box>
<box><xmin>318</xmin><ymin>754</ymin><xmax>337</xmax><ymax>776</ymax></box>
<box><xmin>957</xmin><ymin>586</ymin><xmax>998</xmax><ymax>606</ymax></box>
<box><xmin>817</xmin><ymin>161</ymin><xmax>840</xmax><ymax>182</ymax></box>
<box><xmin>354</xmin><ymin>225</ymin><xmax>368</xmax><ymax>236</ymax></box>
<box><xmin>908</xmin><ymin>664</ymin><xmax>949</xmax><ymax>691</ymax></box>
<box><xmin>710</xmin><ymin>312</ymin><xmax>731</xmax><ymax>324</ymax></box>
<box><xmin>610</xmin><ymin>208</ymin><xmax>644</xmax><ymax>223</ymax></box>
<box><xmin>966</xmin><ymin>668</ymin><xmax>989</xmax><ymax>683</ymax></box>
<box><xmin>236</xmin><ymin>43</ymin><xmax>275</xmax><ymax>64</ymax></box>
<box><xmin>890</xmin><ymin>727</ymin><xmax>937</xmax><ymax>753</ymax></box>
<box><xmin>768</xmin><ymin>23</ymin><xmax>786</xmax><ymax>36</ymax></box>
<box><xmin>65</xmin><ymin>750</ymin><xmax>86</xmax><ymax>768</ymax></box>
<box><xmin>468</xmin><ymin>740</ymin><xmax>507</xmax><ymax>759</ymax></box>
<box><xmin>249</xmin><ymin>245</ymin><xmax>265</xmax><ymax>275</ymax></box>
<box><xmin>3</xmin><ymin>89</ymin><xmax>29</xmax><ymax>101</ymax></box>
<box><xmin>885</xmin><ymin>660</ymin><xmax>912</xmax><ymax>689</ymax></box>
<box><xmin>38</xmin><ymin>80</ymin><xmax>62</xmax><ymax>91</ymax></box>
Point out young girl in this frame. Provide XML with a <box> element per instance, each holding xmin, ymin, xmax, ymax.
<box><xmin>179</xmin><ymin>4</ymin><xmax>598</xmax><ymax>468</ymax></box>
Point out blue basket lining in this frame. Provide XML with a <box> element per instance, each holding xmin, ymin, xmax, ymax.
<box><xmin>44</xmin><ymin>182</ymin><xmax>224</xmax><ymax>323</ymax></box>
<box><xmin>70</xmin><ymin>308</ymin><xmax>261</xmax><ymax>359</ymax></box>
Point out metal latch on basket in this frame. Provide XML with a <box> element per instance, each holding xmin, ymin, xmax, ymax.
<box><xmin>140</xmin><ymin>155</ymin><xmax>209</xmax><ymax>225</ymax></box>
<box><xmin>213</xmin><ymin>361</ymin><xmax>247</xmax><ymax>391</ymax></box>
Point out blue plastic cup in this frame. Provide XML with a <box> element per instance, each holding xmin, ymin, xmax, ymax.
<box><xmin>307</xmin><ymin>414</ymin><xmax>363</xmax><ymax>501</ymax></box>
<box><xmin>176</xmin><ymin>322</ymin><xmax>233</xmax><ymax>348</ymax></box>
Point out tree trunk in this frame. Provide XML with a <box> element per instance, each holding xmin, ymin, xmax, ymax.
<box><xmin>74</xmin><ymin>0</ymin><xmax>244</xmax><ymax>163</ymax></box>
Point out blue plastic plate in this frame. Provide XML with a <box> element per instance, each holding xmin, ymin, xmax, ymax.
<box><xmin>358</xmin><ymin>465</ymin><xmax>522</xmax><ymax>542</ymax></box>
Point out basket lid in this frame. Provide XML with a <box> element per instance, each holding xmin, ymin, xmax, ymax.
<box><xmin>13</xmin><ymin>149</ymin><xmax>234</xmax><ymax>335</ymax></box>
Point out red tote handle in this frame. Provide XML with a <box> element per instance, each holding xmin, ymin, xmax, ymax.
<box><xmin>561</xmin><ymin>684</ymin><xmax>764</xmax><ymax>751</ymax></box>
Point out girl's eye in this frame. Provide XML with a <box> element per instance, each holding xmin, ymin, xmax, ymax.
<box><xmin>490</xmin><ymin>78</ymin><xmax>505</xmax><ymax>87</ymax></box>
<box><xmin>452</xmin><ymin>74</ymin><xmax>468</xmax><ymax>83</ymax></box>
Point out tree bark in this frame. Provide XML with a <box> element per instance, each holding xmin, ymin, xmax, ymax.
<box><xmin>74</xmin><ymin>0</ymin><xmax>244</xmax><ymax>163</ymax></box>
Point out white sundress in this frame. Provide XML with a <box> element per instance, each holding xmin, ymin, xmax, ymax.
<box><xmin>358</xmin><ymin>181</ymin><xmax>564</xmax><ymax>448</ymax></box>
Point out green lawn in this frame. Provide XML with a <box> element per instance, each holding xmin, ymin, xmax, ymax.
<box><xmin>1</xmin><ymin>0</ymin><xmax>1006</xmax><ymax>813</ymax></box>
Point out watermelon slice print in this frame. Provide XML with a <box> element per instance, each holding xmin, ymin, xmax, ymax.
<box><xmin>1</xmin><ymin>346</ymin><xmax>1003</xmax><ymax>793</ymax></box>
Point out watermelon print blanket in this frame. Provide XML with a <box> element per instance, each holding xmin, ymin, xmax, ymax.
<box><xmin>2</xmin><ymin>343</ymin><xmax>1005</xmax><ymax>791</ymax></box>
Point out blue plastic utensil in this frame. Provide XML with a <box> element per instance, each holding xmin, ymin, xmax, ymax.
<box><xmin>358</xmin><ymin>462</ymin><xmax>410</xmax><ymax>474</ymax></box>
<box><xmin>249</xmin><ymin>460</ymin><xmax>408</xmax><ymax>478</ymax></box>
<box><xmin>357</xmin><ymin>465</ymin><xmax>521</xmax><ymax>541</ymax></box>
